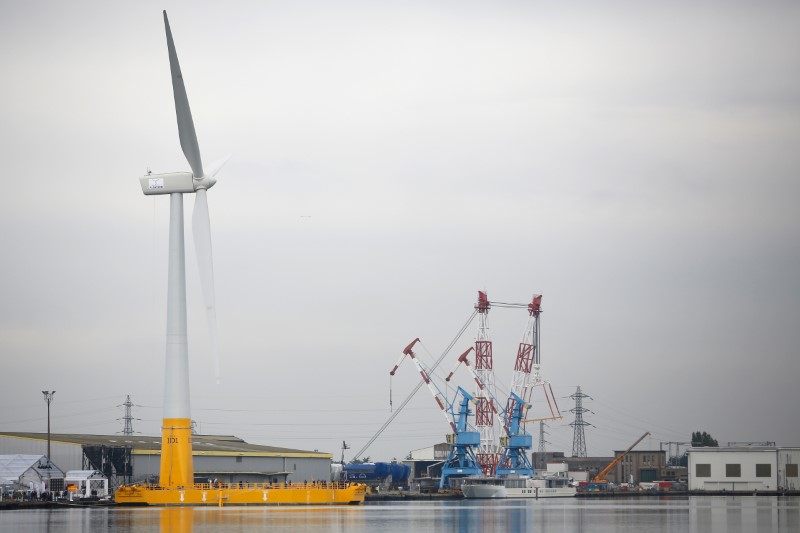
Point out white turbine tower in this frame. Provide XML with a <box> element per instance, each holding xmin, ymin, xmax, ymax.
<box><xmin>138</xmin><ymin>10</ymin><xmax>225</xmax><ymax>489</ymax></box>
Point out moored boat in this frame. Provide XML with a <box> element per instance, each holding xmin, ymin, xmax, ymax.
<box><xmin>461</xmin><ymin>475</ymin><xmax>576</xmax><ymax>499</ymax></box>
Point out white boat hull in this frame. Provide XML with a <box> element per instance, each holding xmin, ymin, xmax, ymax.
<box><xmin>461</xmin><ymin>483</ymin><xmax>507</xmax><ymax>499</ymax></box>
<box><xmin>461</xmin><ymin>478</ymin><xmax>577</xmax><ymax>499</ymax></box>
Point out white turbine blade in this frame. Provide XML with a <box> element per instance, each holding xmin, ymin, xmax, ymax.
<box><xmin>207</xmin><ymin>154</ymin><xmax>232</xmax><ymax>178</ymax></box>
<box><xmin>193</xmin><ymin>189</ymin><xmax>220</xmax><ymax>383</ymax></box>
<box><xmin>163</xmin><ymin>10</ymin><xmax>204</xmax><ymax>179</ymax></box>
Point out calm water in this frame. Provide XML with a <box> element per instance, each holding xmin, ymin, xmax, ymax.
<box><xmin>1</xmin><ymin>496</ymin><xmax>798</xmax><ymax>532</ymax></box>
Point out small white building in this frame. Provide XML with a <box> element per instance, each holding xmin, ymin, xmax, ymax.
<box><xmin>64</xmin><ymin>470</ymin><xmax>109</xmax><ymax>499</ymax></box>
<box><xmin>688</xmin><ymin>446</ymin><xmax>800</xmax><ymax>491</ymax></box>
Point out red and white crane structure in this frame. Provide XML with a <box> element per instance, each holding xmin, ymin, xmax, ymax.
<box><xmin>445</xmin><ymin>347</ymin><xmax>493</xmax><ymax>401</ymax></box>
<box><xmin>473</xmin><ymin>291</ymin><xmax>500</xmax><ymax>476</ymax></box>
<box><xmin>390</xmin><ymin>338</ymin><xmax>456</xmax><ymax>433</ymax></box>
<box><xmin>510</xmin><ymin>295</ymin><xmax>562</xmax><ymax>426</ymax></box>
<box><xmin>359</xmin><ymin>291</ymin><xmax>563</xmax><ymax>472</ymax></box>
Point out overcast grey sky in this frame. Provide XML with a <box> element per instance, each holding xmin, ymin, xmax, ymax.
<box><xmin>1</xmin><ymin>0</ymin><xmax>798</xmax><ymax>461</ymax></box>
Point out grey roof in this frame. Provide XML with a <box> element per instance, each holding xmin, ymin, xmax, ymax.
<box><xmin>0</xmin><ymin>454</ymin><xmax>60</xmax><ymax>483</ymax></box>
<box><xmin>0</xmin><ymin>432</ymin><xmax>332</xmax><ymax>459</ymax></box>
<box><xmin>688</xmin><ymin>446</ymin><xmax>800</xmax><ymax>452</ymax></box>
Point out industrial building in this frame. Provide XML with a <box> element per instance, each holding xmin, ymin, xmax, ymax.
<box><xmin>688</xmin><ymin>446</ymin><xmax>800</xmax><ymax>492</ymax></box>
<box><xmin>404</xmin><ymin>443</ymin><xmax>451</xmax><ymax>481</ymax></box>
<box><xmin>0</xmin><ymin>432</ymin><xmax>333</xmax><ymax>488</ymax></box>
<box><xmin>532</xmin><ymin>449</ymin><xmax>684</xmax><ymax>484</ymax></box>
<box><xmin>611</xmin><ymin>449</ymin><xmax>668</xmax><ymax>484</ymax></box>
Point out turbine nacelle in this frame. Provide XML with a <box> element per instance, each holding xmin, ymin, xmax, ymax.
<box><xmin>193</xmin><ymin>174</ymin><xmax>217</xmax><ymax>191</ymax></box>
<box><xmin>140</xmin><ymin>172</ymin><xmax>216</xmax><ymax>195</ymax></box>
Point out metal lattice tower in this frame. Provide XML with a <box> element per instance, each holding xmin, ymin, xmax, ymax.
<box><xmin>473</xmin><ymin>291</ymin><xmax>499</xmax><ymax>476</ymax></box>
<box><xmin>121</xmin><ymin>395</ymin><xmax>135</xmax><ymax>436</ymax></box>
<box><xmin>569</xmin><ymin>386</ymin><xmax>592</xmax><ymax>457</ymax></box>
<box><xmin>537</xmin><ymin>421</ymin><xmax>550</xmax><ymax>453</ymax></box>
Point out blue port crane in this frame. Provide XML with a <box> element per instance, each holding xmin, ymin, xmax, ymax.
<box><xmin>391</xmin><ymin>339</ymin><xmax>482</xmax><ymax>489</ymax></box>
<box><xmin>496</xmin><ymin>392</ymin><xmax>534</xmax><ymax>477</ymax></box>
<box><xmin>440</xmin><ymin>386</ymin><xmax>482</xmax><ymax>489</ymax></box>
<box><xmin>447</xmin><ymin>350</ymin><xmax>534</xmax><ymax>478</ymax></box>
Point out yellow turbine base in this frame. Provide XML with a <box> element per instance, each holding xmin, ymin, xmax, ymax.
<box><xmin>159</xmin><ymin>418</ymin><xmax>194</xmax><ymax>489</ymax></box>
<box><xmin>115</xmin><ymin>482</ymin><xmax>366</xmax><ymax>506</ymax></box>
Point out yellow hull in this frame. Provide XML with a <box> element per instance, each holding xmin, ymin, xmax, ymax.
<box><xmin>115</xmin><ymin>482</ymin><xmax>365</xmax><ymax>506</ymax></box>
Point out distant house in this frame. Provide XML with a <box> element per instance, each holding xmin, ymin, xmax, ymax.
<box><xmin>0</xmin><ymin>454</ymin><xmax>64</xmax><ymax>493</ymax></box>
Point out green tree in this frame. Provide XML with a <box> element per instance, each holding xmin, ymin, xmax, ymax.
<box><xmin>691</xmin><ymin>431</ymin><xmax>719</xmax><ymax>447</ymax></box>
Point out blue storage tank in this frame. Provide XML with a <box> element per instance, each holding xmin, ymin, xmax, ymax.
<box><xmin>389</xmin><ymin>463</ymin><xmax>410</xmax><ymax>484</ymax></box>
<box><xmin>344</xmin><ymin>462</ymin><xmax>384</xmax><ymax>481</ymax></box>
<box><xmin>344</xmin><ymin>462</ymin><xmax>410</xmax><ymax>485</ymax></box>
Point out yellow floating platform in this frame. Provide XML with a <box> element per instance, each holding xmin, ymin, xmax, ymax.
<box><xmin>115</xmin><ymin>481</ymin><xmax>366</xmax><ymax>506</ymax></box>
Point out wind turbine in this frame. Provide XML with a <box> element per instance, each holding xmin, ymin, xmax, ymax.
<box><xmin>138</xmin><ymin>10</ymin><xmax>225</xmax><ymax>489</ymax></box>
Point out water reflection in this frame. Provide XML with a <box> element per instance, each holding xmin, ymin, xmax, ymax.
<box><xmin>689</xmin><ymin>496</ymin><xmax>800</xmax><ymax>533</ymax></box>
<box><xmin>0</xmin><ymin>497</ymin><xmax>798</xmax><ymax>532</ymax></box>
<box><xmin>114</xmin><ymin>506</ymin><xmax>370</xmax><ymax>533</ymax></box>
<box><xmin>161</xmin><ymin>507</ymin><xmax>192</xmax><ymax>533</ymax></box>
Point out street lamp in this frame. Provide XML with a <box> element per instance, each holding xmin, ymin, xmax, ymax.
<box><xmin>42</xmin><ymin>391</ymin><xmax>55</xmax><ymax>461</ymax></box>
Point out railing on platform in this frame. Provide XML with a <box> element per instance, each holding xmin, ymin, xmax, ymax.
<box><xmin>122</xmin><ymin>481</ymin><xmax>357</xmax><ymax>491</ymax></box>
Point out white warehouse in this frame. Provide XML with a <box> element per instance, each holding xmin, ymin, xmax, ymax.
<box><xmin>688</xmin><ymin>446</ymin><xmax>799</xmax><ymax>492</ymax></box>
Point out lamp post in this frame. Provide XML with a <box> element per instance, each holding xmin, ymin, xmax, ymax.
<box><xmin>42</xmin><ymin>391</ymin><xmax>55</xmax><ymax>461</ymax></box>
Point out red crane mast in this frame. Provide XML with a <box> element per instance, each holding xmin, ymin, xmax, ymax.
<box><xmin>473</xmin><ymin>291</ymin><xmax>500</xmax><ymax>476</ymax></box>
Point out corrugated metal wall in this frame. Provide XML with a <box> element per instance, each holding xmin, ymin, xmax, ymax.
<box><xmin>0</xmin><ymin>436</ymin><xmax>84</xmax><ymax>472</ymax></box>
<box><xmin>132</xmin><ymin>454</ymin><xmax>331</xmax><ymax>484</ymax></box>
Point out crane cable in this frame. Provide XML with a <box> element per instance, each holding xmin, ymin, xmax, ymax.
<box><xmin>351</xmin><ymin>309</ymin><xmax>479</xmax><ymax>462</ymax></box>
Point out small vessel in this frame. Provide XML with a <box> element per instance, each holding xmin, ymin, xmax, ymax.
<box><xmin>461</xmin><ymin>475</ymin><xmax>576</xmax><ymax>499</ymax></box>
